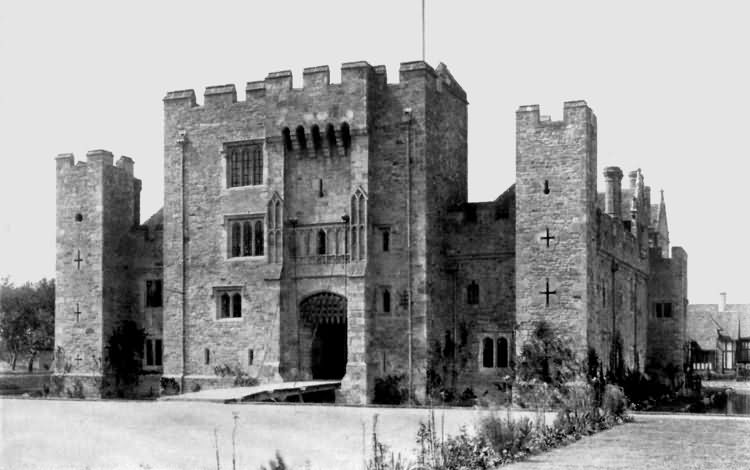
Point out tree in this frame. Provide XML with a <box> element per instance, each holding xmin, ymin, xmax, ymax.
<box><xmin>0</xmin><ymin>278</ymin><xmax>55</xmax><ymax>371</ymax></box>
<box><xmin>106</xmin><ymin>320</ymin><xmax>146</xmax><ymax>395</ymax></box>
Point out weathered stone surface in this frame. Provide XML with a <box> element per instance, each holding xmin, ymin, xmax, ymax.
<box><xmin>55</xmin><ymin>61</ymin><xmax>687</xmax><ymax>402</ymax></box>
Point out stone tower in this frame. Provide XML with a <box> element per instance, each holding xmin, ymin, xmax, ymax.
<box><xmin>515</xmin><ymin>101</ymin><xmax>598</xmax><ymax>361</ymax></box>
<box><xmin>54</xmin><ymin>150</ymin><xmax>141</xmax><ymax>396</ymax></box>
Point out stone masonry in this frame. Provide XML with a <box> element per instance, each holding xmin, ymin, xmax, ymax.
<box><xmin>54</xmin><ymin>60</ymin><xmax>688</xmax><ymax>402</ymax></box>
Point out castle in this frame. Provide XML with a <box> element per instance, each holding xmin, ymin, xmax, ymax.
<box><xmin>54</xmin><ymin>60</ymin><xmax>688</xmax><ymax>403</ymax></box>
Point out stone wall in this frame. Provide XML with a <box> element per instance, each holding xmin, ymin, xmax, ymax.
<box><xmin>647</xmin><ymin>247</ymin><xmax>688</xmax><ymax>378</ymax></box>
<box><xmin>515</xmin><ymin>101</ymin><xmax>597</xmax><ymax>362</ymax></box>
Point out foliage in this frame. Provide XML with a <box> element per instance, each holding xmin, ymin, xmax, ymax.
<box><xmin>214</xmin><ymin>363</ymin><xmax>260</xmax><ymax>387</ymax></box>
<box><xmin>259</xmin><ymin>451</ymin><xmax>289</xmax><ymax>470</ymax></box>
<box><xmin>105</xmin><ymin>320</ymin><xmax>146</xmax><ymax>395</ymax></box>
<box><xmin>0</xmin><ymin>278</ymin><xmax>55</xmax><ymax>371</ymax></box>
<box><xmin>516</xmin><ymin>322</ymin><xmax>579</xmax><ymax>388</ymax></box>
<box><xmin>160</xmin><ymin>376</ymin><xmax>180</xmax><ymax>395</ymax></box>
<box><xmin>373</xmin><ymin>374</ymin><xmax>408</xmax><ymax>405</ymax></box>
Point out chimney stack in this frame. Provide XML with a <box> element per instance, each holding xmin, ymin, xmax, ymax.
<box><xmin>719</xmin><ymin>292</ymin><xmax>727</xmax><ymax>312</ymax></box>
<box><xmin>603</xmin><ymin>166</ymin><xmax>624</xmax><ymax>220</ymax></box>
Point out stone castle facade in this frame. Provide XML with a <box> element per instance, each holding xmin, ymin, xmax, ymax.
<box><xmin>54</xmin><ymin>60</ymin><xmax>688</xmax><ymax>402</ymax></box>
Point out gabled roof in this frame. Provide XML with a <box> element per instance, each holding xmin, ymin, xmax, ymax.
<box><xmin>688</xmin><ymin>304</ymin><xmax>750</xmax><ymax>350</ymax></box>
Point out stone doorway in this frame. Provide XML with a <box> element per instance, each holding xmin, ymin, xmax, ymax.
<box><xmin>300</xmin><ymin>292</ymin><xmax>347</xmax><ymax>380</ymax></box>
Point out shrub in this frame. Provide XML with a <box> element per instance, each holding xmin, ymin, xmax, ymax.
<box><xmin>373</xmin><ymin>374</ymin><xmax>407</xmax><ymax>405</ymax></box>
<box><xmin>160</xmin><ymin>377</ymin><xmax>180</xmax><ymax>395</ymax></box>
<box><xmin>602</xmin><ymin>384</ymin><xmax>627</xmax><ymax>419</ymax></box>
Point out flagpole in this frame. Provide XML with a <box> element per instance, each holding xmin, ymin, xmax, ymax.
<box><xmin>422</xmin><ymin>0</ymin><xmax>425</xmax><ymax>61</ymax></box>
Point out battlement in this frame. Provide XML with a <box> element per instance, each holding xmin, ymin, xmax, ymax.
<box><xmin>516</xmin><ymin>100</ymin><xmax>596</xmax><ymax>128</ymax></box>
<box><xmin>55</xmin><ymin>150</ymin><xmax>136</xmax><ymax>177</ymax></box>
<box><xmin>163</xmin><ymin>60</ymin><xmax>467</xmax><ymax>108</ymax></box>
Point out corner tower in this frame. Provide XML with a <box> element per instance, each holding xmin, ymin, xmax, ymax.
<box><xmin>54</xmin><ymin>150</ymin><xmax>141</xmax><ymax>396</ymax></box>
<box><xmin>515</xmin><ymin>101</ymin><xmax>598</xmax><ymax>360</ymax></box>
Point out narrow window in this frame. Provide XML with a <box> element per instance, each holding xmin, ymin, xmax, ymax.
<box><xmin>296</xmin><ymin>125</ymin><xmax>307</xmax><ymax>150</ymax></box>
<box><xmin>350</xmin><ymin>228</ymin><xmax>357</xmax><ymax>258</ymax></box>
<box><xmin>231</xmin><ymin>150</ymin><xmax>241</xmax><ymax>187</ymax></box>
<box><xmin>311</xmin><ymin>125</ymin><xmax>322</xmax><ymax>151</ymax></box>
<box><xmin>154</xmin><ymin>339</ymin><xmax>163</xmax><ymax>366</ymax></box>
<box><xmin>221</xmin><ymin>293</ymin><xmax>230</xmax><ymax>319</ymax></box>
<box><xmin>146</xmin><ymin>280</ymin><xmax>162</xmax><ymax>307</ymax></box>
<box><xmin>467</xmin><ymin>281</ymin><xmax>479</xmax><ymax>305</ymax></box>
<box><xmin>443</xmin><ymin>330</ymin><xmax>454</xmax><ymax>359</ymax></box>
<box><xmin>663</xmin><ymin>302</ymin><xmax>672</xmax><ymax>318</ymax></box>
<box><xmin>482</xmin><ymin>338</ymin><xmax>494</xmax><ymax>368</ymax></box>
<box><xmin>282</xmin><ymin>127</ymin><xmax>292</xmax><ymax>151</ymax></box>
<box><xmin>252</xmin><ymin>148</ymin><xmax>263</xmax><ymax>185</ymax></box>
<box><xmin>232</xmin><ymin>293</ymin><xmax>242</xmax><ymax>318</ymax></box>
<box><xmin>317</xmin><ymin>229</ymin><xmax>327</xmax><ymax>255</ymax></box>
<box><xmin>382</xmin><ymin>228</ymin><xmax>390</xmax><ymax>252</ymax></box>
<box><xmin>341</xmin><ymin>122</ymin><xmax>351</xmax><ymax>154</ymax></box>
<box><xmin>382</xmin><ymin>289</ymin><xmax>391</xmax><ymax>313</ymax></box>
<box><xmin>655</xmin><ymin>303</ymin><xmax>663</xmax><ymax>318</ymax></box>
<box><xmin>242</xmin><ymin>221</ymin><xmax>252</xmax><ymax>256</ymax></box>
<box><xmin>231</xmin><ymin>223</ymin><xmax>241</xmax><ymax>257</ymax></box>
<box><xmin>145</xmin><ymin>339</ymin><xmax>154</xmax><ymax>366</ymax></box>
<box><xmin>241</xmin><ymin>149</ymin><xmax>251</xmax><ymax>186</ymax></box>
<box><xmin>318</xmin><ymin>178</ymin><xmax>324</xmax><ymax>198</ymax></box>
<box><xmin>248</xmin><ymin>349</ymin><xmax>254</xmax><ymax>366</ymax></box>
<box><xmin>204</xmin><ymin>348</ymin><xmax>210</xmax><ymax>365</ymax></box>
<box><xmin>254</xmin><ymin>221</ymin><xmax>264</xmax><ymax>255</ymax></box>
<box><xmin>543</xmin><ymin>179</ymin><xmax>550</xmax><ymax>194</ymax></box>
<box><xmin>326</xmin><ymin>124</ymin><xmax>336</xmax><ymax>156</ymax></box>
<box><xmin>496</xmin><ymin>337</ymin><xmax>509</xmax><ymax>368</ymax></box>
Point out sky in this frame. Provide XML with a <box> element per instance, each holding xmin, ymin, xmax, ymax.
<box><xmin>1</xmin><ymin>0</ymin><xmax>748</xmax><ymax>304</ymax></box>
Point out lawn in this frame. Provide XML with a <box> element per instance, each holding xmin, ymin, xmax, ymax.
<box><xmin>0</xmin><ymin>398</ymin><xmax>551</xmax><ymax>470</ymax></box>
<box><xmin>3</xmin><ymin>399</ymin><xmax>748</xmax><ymax>470</ymax></box>
<box><xmin>505</xmin><ymin>413</ymin><xmax>750</xmax><ymax>470</ymax></box>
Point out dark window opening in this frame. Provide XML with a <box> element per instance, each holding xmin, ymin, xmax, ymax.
<box><xmin>543</xmin><ymin>179</ymin><xmax>550</xmax><ymax>194</ymax></box>
<box><xmin>311</xmin><ymin>125</ymin><xmax>322</xmax><ymax>151</ymax></box>
<box><xmin>75</xmin><ymin>213</ymin><xmax>83</xmax><ymax>222</ymax></box>
<box><xmin>381</xmin><ymin>228</ymin><xmax>390</xmax><ymax>252</ymax></box>
<box><xmin>221</xmin><ymin>293</ymin><xmax>230</xmax><ymax>319</ymax></box>
<box><xmin>496</xmin><ymin>337</ymin><xmax>509</xmax><ymax>368</ymax></box>
<box><xmin>482</xmin><ymin>338</ymin><xmax>494</xmax><ymax>368</ymax></box>
<box><xmin>241</xmin><ymin>149</ymin><xmax>251</xmax><ymax>186</ymax></box>
<box><xmin>317</xmin><ymin>229</ymin><xmax>327</xmax><ymax>255</ymax></box>
<box><xmin>154</xmin><ymin>339</ymin><xmax>162</xmax><ymax>366</ymax></box>
<box><xmin>231</xmin><ymin>223</ymin><xmax>241</xmax><ymax>257</ymax></box>
<box><xmin>382</xmin><ymin>289</ymin><xmax>391</xmax><ymax>313</ymax></box>
<box><xmin>326</xmin><ymin>124</ymin><xmax>336</xmax><ymax>156</ymax></box>
<box><xmin>242</xmin><ymin>221</ymin><xmax>252</xmax><ymax>256</ymax></box>
<box><xmin>318</xmin><ymin>178</ymin><xmax>324</xmax><ymax>198</ymax></box>
<box><xmin>341</xmin><ymin>122</ymin><xmax>351</xmax><ymax>154</ymax></box>
<box><xmin>296</xmin><ymin>125</ymin><xmax>307</xmax><ymax>150</ymax></box>
<box><xmin>252</xmin><ymin>148</ymin><xmax>262</xmax><ymax>185</ymax></box>
<box><xmin>146</xmin><ymin>280</ymin><xmax>163</xmax><ymax>307</ymax></box>
<box><xmin>467</xmin><ymin>281</ymin><xmax>479</xmax><ymax>305</ymax></box>
<box><xmin>204</xmin><ymin>348</ymin><xmax>210</xmax><ymax>365</ymax></box>
<box><xmin>623</xmin><ymin>220</ymin><xmax>632</xmax><ymax>231</ymax></box>
<box><xmin>248</xmin><ymin>349</ymin><xmax>254</xmax><ymax>365</ymax></box>
<box><xmin>254</xmin><ymin>221</ymin><xmax>264</xmax><ymax>255</ymax></box>
<box><xmin>230</xmin><ymin>150</ymin><xmax>241</xmax><ymax>187</ymax></box>
<box><xmin>443</xmin><ymin>330</ymin><xmax>454</xmax><ymax>359</ymax></box>
<box><xmin>232</xmin><ymin>293</ymin><xmax>242</xmax><ymax>318</ymax></box>
<box><xmin>282</xmin><ymin>127</ymin><xmax>292</xmax><ymax>151</ymax></box>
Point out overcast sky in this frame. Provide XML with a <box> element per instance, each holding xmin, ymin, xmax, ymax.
<box><xmin>1</xmin><ymin>1</ymin><xmax>748</xmax><ymax>304</ymax></box>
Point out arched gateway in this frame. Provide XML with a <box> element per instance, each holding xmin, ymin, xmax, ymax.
<box><xmin>299</xmin><ymin>292</ymin><xmax>347</xmax><ymax>380</ymax></box>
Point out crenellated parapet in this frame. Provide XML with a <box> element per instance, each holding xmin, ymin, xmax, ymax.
<box><xmin>162</xmin><ymin>60</ymin><xmax>467</xmax><ymax>110</ymax></box>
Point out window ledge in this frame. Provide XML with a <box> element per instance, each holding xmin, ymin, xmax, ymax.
<box><xmin>226</xmin><ymin>255</ymin><xmax>266</xmax><ymax>262</ymax></box>
<box><xmin>215</xmin><ymin>317</ymin><xmax>244</xmax><ymax>322</ymax></box>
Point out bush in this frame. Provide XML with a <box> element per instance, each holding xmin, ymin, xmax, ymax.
<box><xmin>373</xmin><ymin>374</ymin><xmax>407</xmax><ymax>405</ymax></box>
<box><xmin>602</xmin><ymin>384</ymin><xmax>627</xmax><ymax>419</ymax></box>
